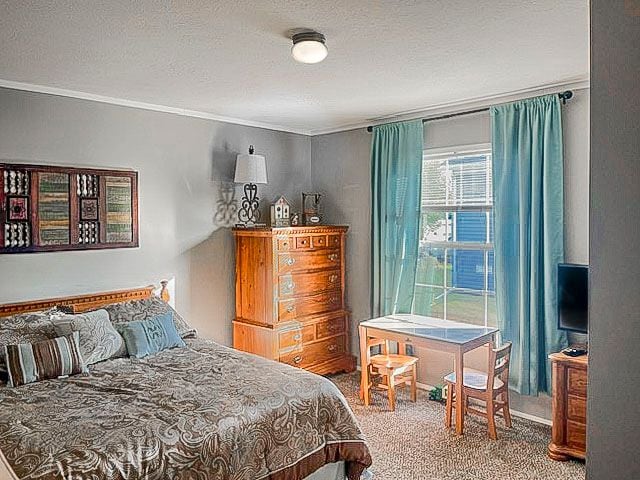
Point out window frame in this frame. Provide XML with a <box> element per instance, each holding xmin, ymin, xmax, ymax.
<box><xmin>413</xmin><ymin>143</ymin><xmax>495</xmax><ymax>327</ymax></box>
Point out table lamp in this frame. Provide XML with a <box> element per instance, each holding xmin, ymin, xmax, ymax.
<box><xmin>234</xmin><ymin>145</ymin><xmax>267</xmax><ymax>226</ymax></box>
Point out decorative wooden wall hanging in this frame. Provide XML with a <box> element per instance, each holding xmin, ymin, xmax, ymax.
<box><xmin>1</xmin><ymin>163</ymin><xmax>138</xmax><ymax>254</ymax></box>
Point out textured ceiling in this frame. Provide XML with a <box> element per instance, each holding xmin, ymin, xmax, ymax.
<box><xmin>0</xmin><ymin>1</ymin><xmax>589</xmax><ymax>135</ymax></box>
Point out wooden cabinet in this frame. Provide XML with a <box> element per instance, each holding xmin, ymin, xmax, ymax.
<box><xmin>232</xmin><ymin>226</ymin><xmax>356</xmax><ymax>375</ymax></box>
<box><xmin>548</xmin><ymin>352</ymin><xmax>588</xmax><ymax>461</ymax></box>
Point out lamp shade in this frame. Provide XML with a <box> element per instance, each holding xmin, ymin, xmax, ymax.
<box><xmin>234</xmin><ymin>149</ymin><xmax>267</xmax><ymax>184</ymax></box>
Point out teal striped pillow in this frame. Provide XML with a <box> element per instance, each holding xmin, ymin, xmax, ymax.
<box><xmin>4</xmin><ymin>331</ymin><xmax>87</xmax><ymax>387</ymax></box>
<box><xmin>117</xmin><ymin>312</ymin><xmax>186</xmax><ymax>358</ymax></box>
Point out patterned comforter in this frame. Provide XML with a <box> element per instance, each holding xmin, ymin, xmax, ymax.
<box><xmin>0</xmin><ymin>338</ymin><xmax>371</xmax><ymax>480</ymax></box>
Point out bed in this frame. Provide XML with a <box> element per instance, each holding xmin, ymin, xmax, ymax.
<box><xmin>0</xmin><ymin>286</ymin><xmax>372</xmax><ymax>480</ymax></box>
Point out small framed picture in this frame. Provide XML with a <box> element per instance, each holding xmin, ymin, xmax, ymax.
<box><xmin>8</xmin><ymin>197</ymin><xmax>28</xmax><ymax>221</ymax></box>
<box><xmin>80</xmin><ymin>198</ymin><xmax>99</xmax><ymax>221</ymax></box>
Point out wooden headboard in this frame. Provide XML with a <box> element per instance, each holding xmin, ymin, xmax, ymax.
<box><xmin>0</xmin><ymin>280</ymin><xmax>170</xmax><ymax>317</ymax></box>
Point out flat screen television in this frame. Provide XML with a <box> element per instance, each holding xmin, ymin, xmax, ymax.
<box><xmin>557</xmin><ymin>263</ymin><xmax>589</xmax><ymax>334</ymax></box>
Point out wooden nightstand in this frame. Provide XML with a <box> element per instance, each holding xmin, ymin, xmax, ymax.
<box><xmin>548</xmin><ymin>352</ymin><xmax>588</xmax><ymax>461</ymax></box>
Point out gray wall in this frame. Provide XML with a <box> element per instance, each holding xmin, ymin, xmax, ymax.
<box><xmin>588</xmin><ymin>2</ymin><xmax>640</xmax><ymax>478</ymax></box>
<box><xmin>0</xmin><ymin>87</ymin><xmax>311</xmax><ymax>345</ymax></box>
<box><xmin>311</xmin><ymin>88</ymin><xmax>590</xmax><ymax>420</ymax></box>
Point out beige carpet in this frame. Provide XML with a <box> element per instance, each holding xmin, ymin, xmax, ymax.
<box><xmin>330</xmin><ymin>373</ymin><xmax>585</xmax><ymax>480</ymax></box>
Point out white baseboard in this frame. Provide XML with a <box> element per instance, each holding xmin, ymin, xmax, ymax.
<box><xmin>354</xmin><ymin>365</ymin><xmax>552</xmax><ymax>426</ymax></box>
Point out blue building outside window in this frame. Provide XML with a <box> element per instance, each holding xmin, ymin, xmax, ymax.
<box><xmin>451</xmin><ymin>211</ymin><xmax>495</xmax><ymax>291</ymax></box>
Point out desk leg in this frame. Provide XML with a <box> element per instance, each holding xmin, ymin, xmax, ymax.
<box><xmin>359</xmin><ymin>324</ymin><xmax>370</xmax><ymax>406</ymax></box>
<box><xmin>455</xmin><ymin>348</ymin><xmax>464</xmax><ymax>435</ymax></box>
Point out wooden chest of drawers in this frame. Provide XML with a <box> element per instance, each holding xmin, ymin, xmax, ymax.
<box><xmin>548</xmin><ymin>352</ymin><xmax>588</xmax><ymax>461</ymax></box>
<box><xmin>232</xmin><ymin>225</ymin><xmax>356</xmax><ymax>375</ymax></box>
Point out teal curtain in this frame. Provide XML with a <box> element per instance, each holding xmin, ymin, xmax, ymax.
<box><xmin>371</xmin><ymin>120</ymin><xmax>424</xmax><ymax>317</ymax></box>
<box><xmin>491</xmin><ymin>94</ymin><xmax>568</xmax><ymax>395</ymax></box>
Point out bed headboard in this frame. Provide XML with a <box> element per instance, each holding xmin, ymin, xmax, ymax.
<box><xmin>0</xmin><ymin>280</ymin><xmax>170</xmax><ymax>317</ymax></box>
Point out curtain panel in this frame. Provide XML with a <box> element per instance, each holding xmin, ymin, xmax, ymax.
<box><xmin>491</xmin><ymin>94</ymin><xmax>568</xmax><ymax>395</ymax></box>
<box><xmin>370</xmin><ymin>120</ymin><xmax>424</xmax><ymax>317</ymax></box>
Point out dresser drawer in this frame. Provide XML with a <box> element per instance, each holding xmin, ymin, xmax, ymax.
<box><xmin>279</xmin><ymin>270</ymin><xmax>341</xmax><ymax>297</ymax></box>
<box><xmin>305</xmin><ymin>334</ymin><xmax>346</xmax><ymax>363</ymax></box>
<box><xmin>316</xmin><ymin>315</ymin><xmax>346</xmax><ymax>339</ymax></box>
<box><xmin>280</xmin><ymin>335</ymin><xmax>346</xmax><ymax>368</ymax></box>
<box><xmin>278</xmin><ymin>290</ymin><xmax>342</xmax><ymax>321</ymax></box>
<box><xmin>277</xmin><ymin>237</ymin><xmax>293</xmax><ymax>250</ymax></box>
<box><xmin>280</xmin><ymin>349</ymin><xmax>305</xmax><ymax>367</ymax></box>
<box><xmin>566</xmin><ymin>420</ymin><xmax>586</xmax><ymax>450</ymax></box>
<box><xmin>567</xmin><ymin>367</ymin><xmax>588</xmax><ymax>396</ymax></box>
<box><xmin>311</xmin><ymin>235</ymin><xmax>327</xmax><ymax>248</ymax></box>
<box><xmin>328</xmin><ymin>234</ymin><xmax>341</xmax><ymax>248</ymax></box>
<box><xmin>278</xmin><ymin>324</ymin><xmax>314</xmax><ymax>351</ymax></box>
<box><xmin>277</xmin><ymin>250</ymin><xmax>341</xmax><ymax>274</ymax></box>
<box><xmin>295</xmin><ymin>236</ymin><xmax>311</xmax><ymax>249</ymax></box>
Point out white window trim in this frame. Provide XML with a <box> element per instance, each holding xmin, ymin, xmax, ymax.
<box><xmin>422</xmin><ymin>142</ymin><xmax>492</xmax><ymax>160</ymax></box>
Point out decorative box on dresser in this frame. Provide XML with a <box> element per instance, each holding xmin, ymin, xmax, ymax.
<box><xmin>232</xmin><ymin>225</ymin><xmax>356</xmax><ymax>375</ymax></box>
<box><xmin>548</xmin><ymin>352</ymin><xmax>588</xmax><ymax>461</ymax></box>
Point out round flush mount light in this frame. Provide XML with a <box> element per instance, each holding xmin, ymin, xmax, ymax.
<box><xmin>291</xmin><ymin>31</ymin><xmax>328</xmax><ymax>64</ymax></box>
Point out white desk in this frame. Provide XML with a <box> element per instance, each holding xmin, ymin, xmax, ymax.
<box><xmin>359</xmin><ymin>314</ymin><xmax>498</xmax><ymax>434</ymax></box>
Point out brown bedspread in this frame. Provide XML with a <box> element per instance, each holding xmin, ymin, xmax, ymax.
<box><xmin>0</xmin><ymin>338</ymin><xmax>371</xmax><ymax>480</ymax></box>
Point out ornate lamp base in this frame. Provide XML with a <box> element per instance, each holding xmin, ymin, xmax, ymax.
<box><xmin>238</xmin><ymin>183</ymin><xmax>261</xmax><ymax>225</ymax></box>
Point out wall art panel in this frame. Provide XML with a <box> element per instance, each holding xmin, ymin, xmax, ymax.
<box><xmin>0</xmin><ymin>163</ymin><xmax>138</xmax><ymax>254</ymax></box>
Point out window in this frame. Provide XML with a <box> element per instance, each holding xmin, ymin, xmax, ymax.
<box><xmin>413</xmin><ymin>144</ymin><xmax>496</xmax><ymax>327</ymax></box>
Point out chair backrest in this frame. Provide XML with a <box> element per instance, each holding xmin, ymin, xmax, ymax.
<box><xmin>367</xmin><ymin>337</ymin><xmax>389</xmax><ymax>355</ymax></box>
<box><xmin>486</xmin><ymin>342</ymin><xmax>512</xmax><ymax>392</ymax></box>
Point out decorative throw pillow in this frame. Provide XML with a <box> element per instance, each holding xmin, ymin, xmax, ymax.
<box><xmin>0</xmin><ymin>310</ymin><xmax>57</xmax><ymax>374</ymax></box>
<box><xmin>117</xmin><ymin>312</ymin><xmax>186</xmax><ymax>358</ymax></box>
<box><xmin>103</xmin><ymin>296</ymin><xmax>197</xmax><ymax>339</ymax></box>
<box><xmin>4</xmin><ymin>331</ymin><xmax>87</xmax><ymax>387</ymax></box>
<box><xmin>51</xmin><ymin>309</ymin><xmax>125</xmax><ymax>365</ymax></box>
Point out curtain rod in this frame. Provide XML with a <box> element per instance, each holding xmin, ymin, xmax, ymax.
<box><xmin>365</xmin><ymin>90</ymin><xmax>573</xmax><ymax>132</ymax></box>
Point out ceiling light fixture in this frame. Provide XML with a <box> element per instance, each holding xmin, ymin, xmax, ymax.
<box><xmin>291</xmin><ymin>31</ymin><xmax>328</xmax><ymax>64</ymax></box>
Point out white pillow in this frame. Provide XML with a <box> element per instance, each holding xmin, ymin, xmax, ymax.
<box><xmin>52</xmin><ymin>309</ymin><xmax>125</xmax><ymax>365</ymax></box>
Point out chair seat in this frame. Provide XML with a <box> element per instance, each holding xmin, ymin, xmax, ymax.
<box><xmin>370</xmin><ymin>353</ymin><xmax>418</xmax><ymax>369</ymax></box>
<box><xmin>444</xmin><ymin>368</ymin><xmax>504</xmax><ymax>391</ymax></box>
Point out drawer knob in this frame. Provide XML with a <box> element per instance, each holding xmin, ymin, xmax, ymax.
<box><xmin>329</xmin><ymin>296</ymin><xmax>338</xmax><ymax>304</ymax></box>
<box><xmin>328</xmin><ymin>254</ymin><xmax>338</xmax><ymax>262</ymax></box>
<box><xmin>329</xmin><ymin>274</ymin><xmax>338</xmax><ymax>283</ymax></box>
<box><xmin>287</xmin><ymin>282</ymin><xmax>295</xmax><ymax>290</ymax></box>
<box><xmin>327</xmin><ymin>344</ymin><xmax>338</xmax><ymax>353</ymax></box>
<box><xmin>293</xmin><ymin>355</ymin><xmax>302</xmax><ymax>364</ymax></box>
<box><xmin>285</xmin><ymin>258</ymin><xmax>295</xmax><ymax>266</ymax></box>
<box><xmin>293</xmin><ymin>333</ymin><xmax>302</xmax><ymax>341</ymax></box>
<box><xmin>286</xmin><ymin>305</ymin><xmax>295</xmax><ymax>313</ymax></box>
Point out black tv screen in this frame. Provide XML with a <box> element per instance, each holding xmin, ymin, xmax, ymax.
<box><xmin>558</xmin><ymin>263</ymin><xmax>589</xmax><ymax>334</ymax></box>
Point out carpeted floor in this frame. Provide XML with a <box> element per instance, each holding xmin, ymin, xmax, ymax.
<box><xmin>330</xmin><ymin>373</ymin><xmax>585</xmax><ymax>480</ymax></box>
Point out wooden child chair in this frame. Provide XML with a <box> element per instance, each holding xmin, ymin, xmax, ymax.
<box><xmin>361</xmin><ymin>337</ymin><xmax>418</xmax><ymax>411</ymax></box>
<box><xmin>444</xmin><ymin>342</ymin><xmax>513</xmax><ymax>439</ymax></box>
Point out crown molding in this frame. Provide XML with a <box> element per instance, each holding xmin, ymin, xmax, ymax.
<box><xmin>0</xmin><ymin>77</ymin><xmax>589</xmax><ymax>138</ymax></box>
<box><xmin>0</xmin><ymin>79</ymin><xmax>313</xmax><ymax>136</ymax></box>
<box><xmin>309</xmin><ymin>77</ymin><xmax>590</xmax><ymax>136</ymax></box>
